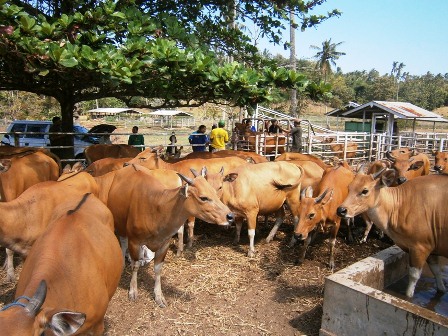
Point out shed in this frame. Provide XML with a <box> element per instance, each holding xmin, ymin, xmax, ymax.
<box><xmin>146</xmin><ymin>109</ymin><xmax>195</xmax><ymax>128</ymax></box>
<box><xmin>326</xmin><ymin>101</ymin><xmax>448</xmax><ymax>136</ymax></box>
<box><xmin>87</xmin><ymin>108</ymin><xmax>142</xmax><ymax>119</ymax></box>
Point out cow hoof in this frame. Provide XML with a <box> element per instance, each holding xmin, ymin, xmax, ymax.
<box><xmin>5</xmin><ymin>272</ymin><xmax>15</xmax><ymax>283</ymax></box>
<box><xmin>294</xmin><ymin>259</ymin><xmax>304</xmax><ymax>266</ymax></box>
<box><xmin>176</xmin><ymin>250</ymin><xmax>183</xmax><ymax>258</ymax></box>
<box><xmin>265</xmin><ymin>236</ymin><xmax>273</xmax><ymax>243</ymax></box>
<box><xmin>128</xmin><ymin>290</ymin><xmax>138</xmax><ymax>301</ymax></box>
<box><xmin>247</xmin><ymin>250</ymin><xmax>256</xmax><ymax>258</ymax></box>
<box><xmin>155</xmin><ymin>297</ymin><xmax>167</xmax><ymax>308</ymax></box>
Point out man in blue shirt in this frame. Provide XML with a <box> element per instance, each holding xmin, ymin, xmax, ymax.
<box><xmin>188</xmin><ymin>125</ymin><xmax>209</xmax><ymax>152</ymax></box>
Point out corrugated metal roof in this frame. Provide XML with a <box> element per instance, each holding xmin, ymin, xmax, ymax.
<box><xmin>148</xmin><ymin>110</ymin><xmax>194</xmax><ymax>117</ymax></box>
<box><xmin>87</xmin><ymin>108</ymin><xmax>141</xmax><ymax>114</ymax></box>
<box><xmin>337</xmin><ymin>101</ymin><xmax>446</xmax><ymax>120</ymax></box>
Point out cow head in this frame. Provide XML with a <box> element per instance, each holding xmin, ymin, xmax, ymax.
<box><xmin>201</xmin><ymin>166</ymin><xmax>225</xmax><ymax>197</ymax></box>
<box><xmin>125</xmin><ymin>148</ymin><xmax>159</xmax><ymax>169</ymax></box>
<box><xmin>433</xmin><ymin>151</ymin><xmax>448</xmax><ymax>174</ymax></box>
<box><xmin>0</xmin><ymin>159</ymin><xmax>12</xmax><ymax>173</ymax></box>
<box><xmin>177</xmin><ymin>171</ymin><xmax>234</xmax><ymax>226</ymax></box>
<box><xmin>294</xmin><ymin>187</ymin><xmax>333</xmax><ymax>243</ymax></box>
<box><xmin>337</xmin><ymin>168</ymin><xmax>395</xmax><ymax>218</ymax></box>
<box><xmin>386</xmin><ymin>151</ymin><xmax>426</xmax><ymax>185</ymax></box>
<box><xmin>0</xmin><ymin>280</ymin><xmax>85</xmax><ymax>335</ymax></box>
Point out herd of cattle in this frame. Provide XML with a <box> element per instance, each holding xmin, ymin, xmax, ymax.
<box><xmin>0</xmin><ymin>143</ymin><xmax>447</xmax><ymax>335</ymax></box>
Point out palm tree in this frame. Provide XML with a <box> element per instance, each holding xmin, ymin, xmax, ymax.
<box><xmin>391</xmin><ymin>61</ymin><xmax>408</xmax><ymax>101</ymax></box>
<box><xmin>311</xmin><ymin>39</ymin><xmax>346</xmax><ymax>81</ymax></box>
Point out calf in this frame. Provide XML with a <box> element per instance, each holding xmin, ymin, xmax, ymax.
<box><xmin>0</xmin><ymin>193</ymin><xmax>123</xmax><ymax>335</ymax></box>
<box><xmin>293</xmin><ymin>165</ymin><xmax>354</xmax><ymax>270</ymax></box>
<box><xmin>433</xmin><ymin>150</ymin><xmax>448</xmax><ymax>174</ymax></box>
<box><xmin>385</xmin><ymin>151</ymin><xmax>430</xmax><ymax>185</ymax></box>
<box><xmin>102</xmin><ymin>165</ymin><xmax>234</xmax><ymax>307</ymax></box>
<box><xmin>337</xmin><ymin>171</ymin><xmax>448</xmax><ymax>297</ymax></box>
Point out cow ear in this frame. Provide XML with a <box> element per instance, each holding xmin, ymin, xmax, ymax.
<box><xmin>223</xmin><ymin>173</ymin><xmax>238</xmax><ymax>182</ymax></box>
<box><xmin>431</xmin><ymin>149</ymin><xmax>438</xmax><ymax>156</ymax></box>
<box><xmin>380</xmin><ymin>169</ymin><xmax>396</xmax><ymax>187</ymax></box>
<box><xmin>408</xmin><ymin>161</ymin><xmax>424</xmax><ymax>171</ymax></box>
<box><xmin>0</xmin><ymin>159</ymin><xmax>12</xmax><ymax>173</ymax></box>
<box><xmin>43</xmin><ymin>309</ymin><xmax>86</xmax><ymax>336</ymax></box>
<box><xmin>62</xmin><ymin>164</ymin><xmax>72</xmax><ymax>173</ymax></box>
<box><xmin>179</xmin><ymin>184</ymin><xmax>189</xmax><ymax>197</ymax></box>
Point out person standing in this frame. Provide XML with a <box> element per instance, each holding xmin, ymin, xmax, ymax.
<box><xmin>166</xmin><ymin>131</ymin><xmax>178</xmax><ymax>156</ymax></box>
<box><xmin>290</xmin><ymin>119</ymin><xmax>303</xmax><ymax>153</ymax></box>
<box><xmin>128</xmin><ymin>126</ymin><xmax>145</xmax><ymax>151</ymax></box>
<box><xmin>210</xmin><ymin>120</ymin><xmax>229</xmax><ymax>152</ymax></box>
<box><xmin>188</xmin><ymin>125</ymin><xmax>209</xmax><ymax>152</ymax></box>
<box><xmin>49</xmin><ymin>116</ymin><xmax>65</xmax><ymax>158</ymax></box>
<box><xmin>209</xmin><ymin>123</ymin><xmax>217</xmax><ymax>152</ymax></box>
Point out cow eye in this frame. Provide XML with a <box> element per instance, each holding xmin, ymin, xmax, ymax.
<box><xmin>361</xmin><ymin>189</ymin><xmax>369</xmax><ymax>195</ymax></box>
<box><xmin>199</xmin><ymin>196</ymin><xmax>210</xmax><ymax>202</ymax></box>
<box><xmin>308</xmin><ymin>213</ymin><xmax>315</xmax><ymax>220</ymax></box>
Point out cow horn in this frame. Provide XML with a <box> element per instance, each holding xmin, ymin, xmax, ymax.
<box><xmin>190</xmin><ymin>168</ymin><xmax>200</xmax><ymax>177</ymax></box>
<box><xmin>25</xmin><ymin>280</ymin><xmax>47</xmax><ymax>316</ymax></box>
<box><xmin>219</xmin><ymin>166</ymin><xmax>224</xmax><ymax>176</ymax></box>
<box><xmin>200</xmin><ymin>167</ymin><xmax>207</xmax><ymax>177</ymax></box>
<box><xmin>177</xmin><ymin>173</ymin><xmax>194</xmax><ymax>185</ymax></box>
<box><xmin>371</xmin><ymin>167</ymin><xmax>386</xmax><ymax>180</ymax></box>
<box><xmin>315</xmin><ymin>188</ymin><xmax>330</xmax><ymax>204</ymax></box>
<box><xmin>385</xmin><ymin>151</ymin><xmax>396</xmax><ymax>162</ymax></box>
<box><xmin>301</xmin><ymin>186</ymin><xmax>312</xmax><ymax>199</ymax></box>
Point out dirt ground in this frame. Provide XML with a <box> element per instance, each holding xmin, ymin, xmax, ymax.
<box><xmin>0</xmin><ymin>217</ymin><xmax>392</xmax><ymax>336</ymax></box>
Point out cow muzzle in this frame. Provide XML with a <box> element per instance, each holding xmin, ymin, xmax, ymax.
<box><xmin>397</xmin><ymin>176</ymin><xmax>407</xmax><ymax>185</ymax></box>
<box><xmin>294</xmin><ymin>233</ymin><xmax>306</xmax><ymax>245</ymax></box>
<box><xmin>336</xmin><ymin>206</ymin><xmax>348</xmax><ymax>218</ymax></box>
<box><xmin>434</xmin><ymin>165</ymin><xmax>442</xmax><ymax>172</ymax></box>
<box><xmin>226</xmin><ymin>212</ymin><xmax>235</xmax><ymax>224</ymax></box>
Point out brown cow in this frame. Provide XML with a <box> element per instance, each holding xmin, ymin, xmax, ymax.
<box><xmin>337</xmin><ymin>171</ymin><xmax>448</xmax><ymax>297</ymax></box>
<box><xmin>293</xmin><ymin>165</ymin><xmax>355</xmax><ymax>270</ymax></box>
<box><xmin>275</xmin><ymin>152</ymin><xmax>330</xmax><ymax>170</ymax></box>
<box><xmin>84</xmin><ymin>144</ymin><xmax>141</xmax><ymax>164</ymax></box>
<box><xmin>100</xmin><ymin>165</ymin><xmax>234</xmax><ymax>306</ymax></box>
<box><xmin>126</xmin><ymin>149</ymin><xmax>249</xmax><ymax>253</ymax></box>
<box><xmin>0</xmin><ymin>150</ymin><xmax>60</xmax><ymax>281</ymax></box>
<box><xmin>433</xmin><ymin>150</ymin><xmax>448</xmax><ymax>174</ymax></box>
<box><xmin>243</xmin><ymin>131</ymin><xmax>286</xmax><ymax>155</ymax></box>
<box><xmin>205</xmin><ymin>161</ymin><xmax>303</xmax><ymax>257</ymax></box>
<box><xmin>385</xmin><ymin>151</ymin><xmax>430</xmax><ymax>185</ymax></box>
<box><xmin>85</xmin><ymin>157</ymin><xmax>132</xmax><ymax>176</ymax></box>
<box><xmin>0</xmin><ymin>193</ymin><xmax>123</xmax><ymax>335</ymax></box>
<box><xmin>181</xmin><ymin>150</ymin><xmax>268</xmax><ymax>163</ymax></box>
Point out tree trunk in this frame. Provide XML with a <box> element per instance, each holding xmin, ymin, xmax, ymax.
<box><xmin>58</xmin><ymin>99</ymin><xmax>76</xmax><ymax>160</ymax></box>
<box><xmin>289</xmin><ymin>9</ymin><xmax>298</xmax><ymax>117</ymax></box>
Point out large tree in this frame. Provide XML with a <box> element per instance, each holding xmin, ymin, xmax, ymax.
<box><xmin>0</xmin><ymin>0</ymin><xmax>337</xmax><ymax>157</ymax></box>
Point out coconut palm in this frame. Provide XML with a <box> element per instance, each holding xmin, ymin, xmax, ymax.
<box><xmin>311</xmin><ymin>39</ymin><xmax>346</xmax><ymax>81</ymax></box>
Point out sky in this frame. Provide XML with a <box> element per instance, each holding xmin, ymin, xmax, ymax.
<box><xmin>256</xmin><ymin>0</ymin><xmax>448</xmax><ymax>76</ymax></box>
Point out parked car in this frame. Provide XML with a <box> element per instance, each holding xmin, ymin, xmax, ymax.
<box><xmin>1</xmin><ymin>120</ymin><xmax>116</xmax><ymax>159</ymax></box>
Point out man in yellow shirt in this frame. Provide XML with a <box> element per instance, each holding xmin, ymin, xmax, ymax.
<box><xmin>210</xmin><ymin>120</ymin><xmax>229</xmax><ymax>152</ymax></box>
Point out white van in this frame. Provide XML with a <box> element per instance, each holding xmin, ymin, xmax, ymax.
<box><xmin>0</xmin><ymin>120</ymin><xmax>102</xmax><ymax>158</ymax></box>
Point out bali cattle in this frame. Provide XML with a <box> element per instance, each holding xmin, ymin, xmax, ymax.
<box><xmin>275</xmin><ymin>152</ymin><xmax>330</xmax><ymax>170</ymax></box>
<box><xmin>385</xmin><ymin>151</ymin><xmax>430</xmax><ymax>185</ymax></box>
<box><xmin>293</xmin><ymin>165</ymin><xmax>355</xmax><ymax>270</ymax></box>
<box><xmin>0</xmin><ymin>179</ymin><xmax>99</xmax><ymax>282</ymax></box>
<box><xmin>0</xmin><ymin>150</ymin><xmax>60</xmax><ymax>281</ymax></box>
<box><xmin>433</xmin><ymin>150</ymin><xmax>448</xmax><ymax>174</ymax></box>
<box><xmin>0</xmin><ymin>193</ymin><xmax>123</xmax><ymax>335</ymax></box>
<box><xmin>84</xmin><ymin>144</ymin><xmax>141</xmax><ymax>164</ymax></box>
<box><xmin>181</xmin><ymin>150</ymin><xmax>268</xmax><ymax>163</ymax></box>
<box><xmin>243</xmin><ymin>131</ymin><xmax>286</xmax><ymax>155</ymax></box>
<box><xmin>101</xmin><ymin>165</ymin><xmax>234</xmax><ymax>307</ymax></box>
<box><xmin>126</xmin><ymin>149</ymin><xmax>249</xmax><ymax>253</ymax></box>
<box><xmin>337</xmin><ymin>171</ymin><xmax>448</xmax><ymax>297</ymax></box>
<box><xmin>323</xmin><ymin>138</ymin><xmax>358</xmax><ymax>159</ymax></box>
<box><xmin>85</xmin><ymin>157</ymin><xmax>133</xmax><ymax>176</ymax></box>
<box><xmin>205</xmin><ymin>161</ymin><xmax>303</xmax><ymax>257</ymax></box>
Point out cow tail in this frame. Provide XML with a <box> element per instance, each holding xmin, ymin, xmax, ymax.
<box><xmin>67</xmin><ymin>193</ymin><xmax>91</xmax><ymax>215</ymax></box>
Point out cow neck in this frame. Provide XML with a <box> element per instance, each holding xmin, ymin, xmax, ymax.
<box><xmin>365</xmin><ymin>187</ymin><xmax>398</xmax><ymax>234</ymax></box>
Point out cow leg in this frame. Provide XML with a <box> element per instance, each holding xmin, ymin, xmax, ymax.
<box><xmin>345</xmin><ymin>217</ymin><xmax>354</xmax><ymax>244</ymax></box>
<box><xmin>266</xmin><ymin>208</ymin><xmax>285</xmax><ymax>243</ymax></box>
<box><xmin>118</xmin><ymin>236</ymin><xmax>131</xmax><ymax>264</ymax></box>
<box><xmin>247</xmin><ymin>213</ymin><xmax>258</xmax><ymax>258</ymax></box>
<box><xmin>128</xmin><ymin>240</ymin><xmax>141</xmax><ymax>301</ymax></box>
<box><xmin>233</xmin><ymin>217</ymin><xmax>244</xmax><ymax>244</ymax></box>
<box><xmin>406</xmin><ymin>249</ymin><xmax>429</xmax><ymax>297</ymax></box>
<box><xmin>186</xmin><ymin>216</ymin><xmax>195</xmax><ymax>249</ymax></box>
<box><xmin>360</xmin><ymin>213</ymin><xmax>373</xmax><ymax>243</ymax></box>
<box><xmin>176</xmin><ymin>224</ymin><xmax>185</xmax><ymax>257</ymax></box>
<box><xmin>427</xmin><ymin>255</ymin><xmax>447</xmax><ymax>293</ymax></box>
<box><xmin>153</xmin><ymin>240</ymin><xmax>171</xmax><ymax>308</ymax></box>
<box><xmin>328</xmin><ymin>224</ymin><xmax>339</xmax><ymax>272</ymax></box>
<box><xmin>4</xmin><ymin>248</ymin><xmax>15</xmax><ymax>282</ymax></box>
<box><xmin>297</xmin><ymin>234</ymin><xmax>312</xmax><ymax>265</ymax></box>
